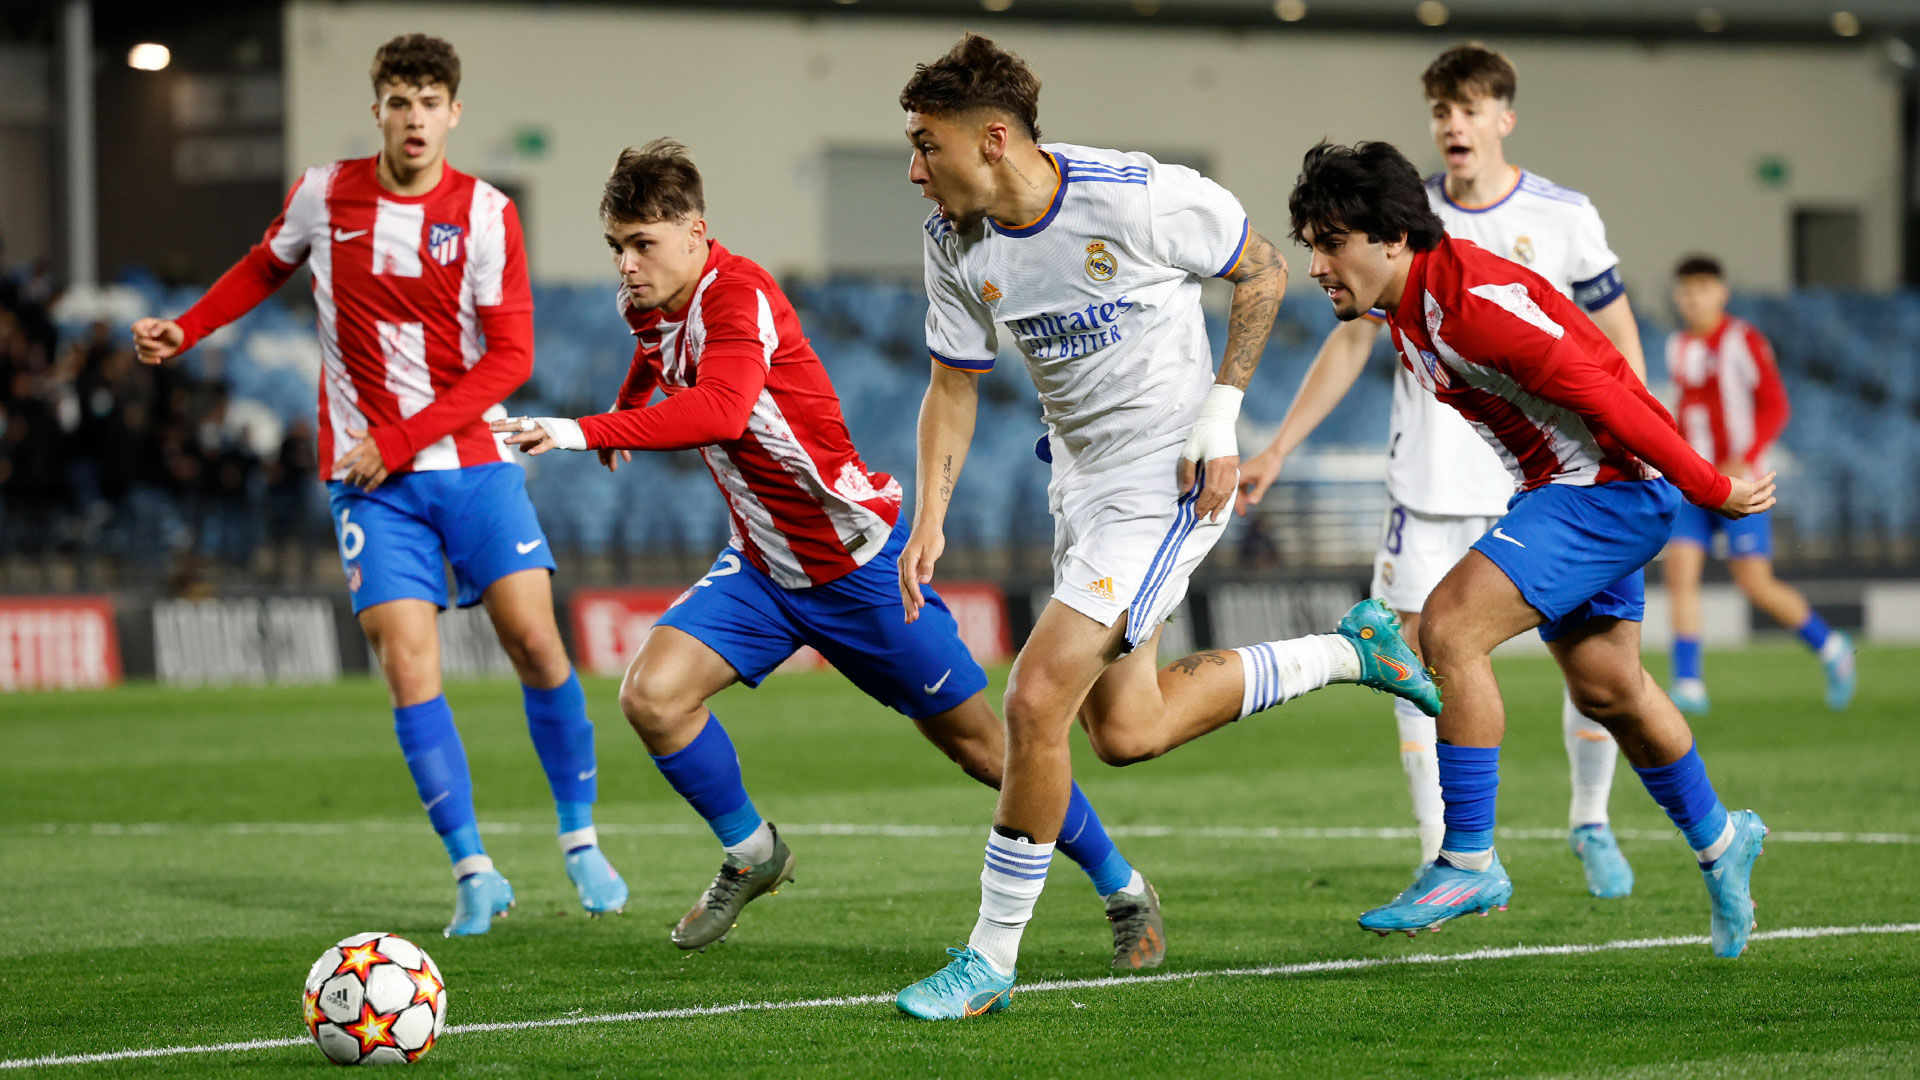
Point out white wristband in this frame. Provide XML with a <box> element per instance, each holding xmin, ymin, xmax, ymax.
<box><xmin>1180</xmin><ymin>384</ymin><xmax>1244</xmax><ymax>464</ymax></box>
<box><xmin>522</xmin><ymin>416</ymin><xmax>587</xmax><ymax>451</ymax></box>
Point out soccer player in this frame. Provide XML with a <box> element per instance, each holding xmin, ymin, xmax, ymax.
<box><xmin>1288</xmin><ymin>140</ymin><xmax>1774</xmax><ymax>957</ymax></box>
<box><xmin>1662</xmin><ymin>254</ymin><xmax>1856</xmax><ymax>714</ymax></box>
<box><xmin>491</xmin><ymin>140</ymin><xmax>1168</xmax><ymax>970</ymax></box>
<box><xmin>1237</xmin><ymin>44</ymin><xmax>1647</xmax><ymax>898</ymax></box>
<box><xmin>129</xmin><ymin>35</ymin><xmax>625</xmax><ymax>936</ymax></box>
<box><xmin>890</xmin><ymin>36</ymin><xmax>1440</xmax><ymax>1019</ymax></box>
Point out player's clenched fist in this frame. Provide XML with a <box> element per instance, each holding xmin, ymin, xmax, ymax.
<box><xmin>898</xmin><ymin>527</ymin><xmax>945</xmax><ymax>623</ymax></box>
<box><xmin>1716</xmin><ymin>470</ymin><xmax>1776</xmax><ymax>520</ymax></box>
<box><xmin>130</xmin><ymin>318</ymin><xmax>185</xmax><ymax>365</ymax></box>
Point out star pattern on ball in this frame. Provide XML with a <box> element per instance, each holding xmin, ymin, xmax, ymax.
<box><xmin>301</xmin><ymin>989</ymin><xmax>326</xmax><ymax>1037</ymax></box>
<box><xmin>407</xmin><ymin>961</ymin><xmax>445</xmax><ymax>1007</ymax></box>
<box><xmin>333</xmin><ymin>940</ymin><xmax>389</xmax><ymax>981</ymax></box>
<box><xmin>341</xmin><ymin>1000</ymin><xmax>400</xmax><ymax>1056</ymax></box>
<box><xmin>406</xmin><ymin>1032</ymin><xmax>437</xmax><ymax>1063</ymax></box>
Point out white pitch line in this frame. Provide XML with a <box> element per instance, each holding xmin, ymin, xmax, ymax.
<box><xmin>10</xmin><ymin>821</ymin><xmax>1918</xmax><ymax>845</ymax></box>
<box><xmin>4</xmin><ymin>921</ymin><xmax>1917</xmax><ymax>1071</ymax></box>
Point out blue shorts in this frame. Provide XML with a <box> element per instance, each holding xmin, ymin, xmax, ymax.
<box><xmin>327</xmin><ymin>462</ymin><xmax>557</xmax><ymax>614</ymax></box>
<box><xmin>1471</xmin><ymin>478</ymin><xmax>1681</xmax><ymax>643</ymax></box>
<box><xmin>657</xmin><ymin>521</ymin><xmax>989</xmax><ymax>720</ymax></box>
<box><xmin>1670</xmin><ymin>503</ymin><xmax>1773</xmax><ymax>559</ymax></box>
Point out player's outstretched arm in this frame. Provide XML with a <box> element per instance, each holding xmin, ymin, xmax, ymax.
<box><xmin>1235</xmin><ymin>316</ymin><xmax>1378</xmax><ymax>516</ymax></box>
<box><xmin>1588</xmin><ymin>293</ymin><xmax>1649</xmax><ymax>383</ymax></box>
<box><xmin>901</xmin><ymin>361</ymin><xmax>980</xmax><ymax>623</ymax></box>
<box><xmin>1184</xmin><ymin>228</ymin><xmax>1286</xmax><ymax>522</ymax></box>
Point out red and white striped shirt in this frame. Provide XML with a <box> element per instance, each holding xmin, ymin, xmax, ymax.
<box><xmin>175</xmin><ymin>156</ymin><xmax>532</xmax><ymax>479</ymax></box>
<box><xmin>1384</xmin><ymin>238</ymin><xmax>1731</xmax><ymax>509</ymax></box>
<box><xmin>577</xmin><ymin>242</ymin><xmax>901</xmax><ymax>589</ymax></box>
<box><xmin>1666</xmin><ymin>316</ymin><xmax>1789</xmax><ymax>473</ymax></box>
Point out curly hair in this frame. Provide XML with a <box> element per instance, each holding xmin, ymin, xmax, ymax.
<box><xmin>1421</xmin><ymin>42</ymin><xmax>1517</xmax><ymax>105</ymax></box>
<box><xmin>899</xmin><ymin>34</ymin><xmax>1042</xmax><ymax>141</ymax></box>
<box><xmin>371</xmin><ymin>34</ymin><xmax>461</xmax><ymax>98</ymax></box>
<box><xmin>601</xmin><ymin>139</ymin><xmax>705</xmax><ymax>224</ymax></box>
<box><xmin>1288</xmin><ymin>141</ymin><xmax>1446</xmax><ymax>253</ymax></box>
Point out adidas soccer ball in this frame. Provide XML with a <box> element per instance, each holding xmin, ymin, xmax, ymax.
<box><xmin>302</xmin><ymin>932</ymin><xmax>447</xmax><ymax>1065</ymax></box>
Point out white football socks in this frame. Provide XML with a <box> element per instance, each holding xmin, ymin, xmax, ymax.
<box><xmin>1437</xmin><ymin>846</ymin><xmax>1495</xmax><ymax>872</ymax></box>
<box><xmin>558</xmin><ymin>826</ymin><xmax>598</xmax><ymax>854</ymax></box>
<box><xmin>1562</xmin><ymin>690</ymin><xmax>1618</xmax><ymax>828</ymax></box>
<box><xmin>1694</xmin><ymin>818</ymin><xmax>1737</xmax><ymax>865</ymax></box>
<box><xmin>1394</xmin><ymin>697</ymin><xmax>1445</xmax><ymax>865</ymax></box>
<box><xmin>450</xmin><ymin>854</ymin><xmax>494</xmax><ymax>881</ymax></box>
<box><xmin>726</xmin><ymin>821</ymin><xmax>776</xmax><ymax>865</ymax></box>
<box><xmin>1232</xmin><ymin>635</ymin><xmax>1361</xmax><ymax>719</ymax></box>
<box><xmin>970</xmin><ymin>831</ymin><xmax>1054</xmax><ymax>976</ymax></box>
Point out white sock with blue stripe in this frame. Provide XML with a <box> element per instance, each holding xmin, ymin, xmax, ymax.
<box><xmin>1232</xmin><ymin>636</ymin><xmax>1360</xmax><ymax>719</ymax></box>
<box><xmin>969</xmin><ymin>830</ymin><xmax>1054</xmax><ymax>976</ymax></box>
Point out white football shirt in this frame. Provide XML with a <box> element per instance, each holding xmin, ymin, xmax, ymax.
<box><xmin>923</xmin><ymin>144</ymin><xmax>1248</xmax><ymax>477</ymax></box>
<box><xmin>1382</xmin><ymin>169</ymin><xmax>1625</xmax><ymax>516</ymax></box>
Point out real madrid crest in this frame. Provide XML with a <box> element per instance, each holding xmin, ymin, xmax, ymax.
<box><xmin>1512</xmin><ymin>235</ymin><xmax>1535</xmax><ymax>265</ymax></box>
<box><xmin>1085</xmin><ymin>241</ymin><xmax>1117</xmax><ymax>282</ymax></box>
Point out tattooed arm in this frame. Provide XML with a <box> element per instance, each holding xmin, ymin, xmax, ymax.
<box><xmin>900</xmin><ymin>360</ymin><xmax>981</xmax><ymax>622</ymax></box>
<box><xmin>1181</xmin><ymin>227</ymin><xmax>1287</xmax><ymax>521</ymax></box>
<box><xmin>1217</xmin><ymin>228</ymin><xmax>1287</xmax><ymax>390</ymax></box>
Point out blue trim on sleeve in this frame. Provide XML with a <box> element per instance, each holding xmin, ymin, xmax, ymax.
<box><xmin>1573</xmin><ymin>265</ymin><xmax>1626</xmax><ymax>312</ymax></box>
<box><xmin>1213</xmin><ymin>219</ymin><xmax>1251</xmax><ymax>278</ymax></box>
<box><xmin>931</xmin><ymin>348</ymin><xmax>994</xmax><ymax>373</ymax></box>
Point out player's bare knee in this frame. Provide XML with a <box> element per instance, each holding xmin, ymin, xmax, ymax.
<box><xmin>1417</xmin><ymin>607</ymin><xmax>1473</xmax><ymax>669</ymax></box>
<box><xmin>618</xmin><ymin>666</ymin><xmax>701</xmax><ymax>742</ymax></box>
<box><xmin>1566</xmin><ymin>670</ymin><xmax>1639</xmax><ymax>722</ymax></box>
<box><xmin>1084</xmin><ymin>724</ymin><xmax>1164</xmax><ymax>767</ymax></box>
<box><xmin>500</xmin><ymin>625</ymin><xmax>569</xmax><ymax>686</ymax></box>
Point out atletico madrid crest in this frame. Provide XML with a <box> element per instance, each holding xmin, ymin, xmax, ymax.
<box><xmin>428</xmin><ymin>223</ymin><xmax>463</xmax><ymax>266</ymax></box>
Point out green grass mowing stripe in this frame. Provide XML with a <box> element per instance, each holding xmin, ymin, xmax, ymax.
<box><xmin>7</xmin><ymin>920</ymin><xmax>1916</xmax><ymax>1072</ymax></box>
<box><xmin>10</xmin><ymin>820</ymin><xmax>1916</xmax><ymax>844</ymax></box>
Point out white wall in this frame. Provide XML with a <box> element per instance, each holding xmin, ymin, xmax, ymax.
<box><xmin>285</xmin><ymin>2</ymin><xmax>1905</xmax><ymax>296</ymax></box>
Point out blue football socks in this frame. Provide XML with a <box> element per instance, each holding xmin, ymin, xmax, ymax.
<box><xmin>1056</xmin><ymin>781</ymin><xmax>1136</xmax><ymax>896</ymax></box>
<box><xmin>650</xmin><ymin>713</ymin><xmax>764</xmax><ymax>847</ymax></box>
<box><xmin>1436</xmin><ymin>743</ymin><xmax>1501</xmax><ymax>870</ymax></box>
<box><xmin>524</xmin><ymin>671</ymin><xmax>598</xmax><ymax>847</ymax></box>
<box><xmin>1633</xmin><ymin>743</ymin><xmax>1732</xmax><ymax>863</ymax></box>
<box><xmin>1672</xmin><ymin>635</ymin><xmax>1704</xmax><ymax>682</ymax></box>
<box><xmin>1796</xmin><ymin>612</ymin><xmax>1833</xmax><ymax>653</ymax></box>
<box><xmin>393</xmin><ymin>695</ymin><xmax>486</xmax><ymax>870</ymax></box>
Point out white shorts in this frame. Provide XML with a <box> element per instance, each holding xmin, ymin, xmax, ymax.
<box><xmin>1050</xmin><ymin>445</ymin><xmax>1229</xmax><ymax>652</ymax></box>
<box><xmin>1370</xmin><ymin>503</ymin><xmax>1499</xmax><ymax>614</ymax></box>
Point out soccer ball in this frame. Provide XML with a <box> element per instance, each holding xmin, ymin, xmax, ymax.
<box><xmin>302</xmin><ymin>932</ymin><xmax>447</xmax><ymax>1065</ymax></box>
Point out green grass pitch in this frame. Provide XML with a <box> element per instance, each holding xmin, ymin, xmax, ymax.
<box><xmin>3</xmin><ymin>644</ymin><xmax>1918</xmax><ymax>1077</ymax></box>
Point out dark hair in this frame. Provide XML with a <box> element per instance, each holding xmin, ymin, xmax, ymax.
<box><xmin>1674</xmin><ymin>254</ymin><xmax>1724</xmax><ymax>279</ymax></box>
<box><xmin>1288</xmin><ymin>141</ymin><xmax>1447</xmax><ymax>252</ymax></box>
<box><xmin>1421</xmin><ymin>42</ymin><xmax>1516</xmax><ymax>105</ymax></box>
<box><xmin>601</xmin><ymin>139</ymin><xmax>705</xmax><ymax>224</ymax></box>
<box><xmin>371</xmin><ymin>34</ymin><xmax>461</xmax><ymax>99</ymax></box>
<box><xmin>899</xmin><ymin>34</ymin><xmax>1042</xmax><ymax>141</ymax></box>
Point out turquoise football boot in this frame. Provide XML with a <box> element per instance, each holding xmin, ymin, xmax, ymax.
<box><xmin>564</xmin><ymin>845</ymin><xmax>629</xmax><ymax>916</ymax></box>
<box><xmin>1569</xmin><ymin>823</ymin><xmax>1634</xmax><ymax>898</ymax></box>
<box><xmin>1702</xmin><ymin>809</ymin><xmax>1768</xmax><ymax>958</ymax></box>
<box><xmin>1339</xmin><ymin>599</ymin><xmax>1442</xmax><ymax>717</ymax></box>
<box><xmin>1359</xmin><ymin>854</ymin><xmax>1512</xmax><ymax>936</ymax></box>
<box><xmin>1822</xmin><ymin>632</ymin><xmax>1857</xmax><ymax>711</ymax></box>
<box><xmin>445</xmin><ymin>869</ymin><xmax>515</xmax><ymax>937</ymax></box>
<box><xmin>896</xmin><ymin>947</ymin><xmax>1016</xmax><ymax>1020</ymax></box>
<box><xmin>1668</xmin><ymin>679</ymin><xmax>1710</xmax><ymax>716</ymax></box>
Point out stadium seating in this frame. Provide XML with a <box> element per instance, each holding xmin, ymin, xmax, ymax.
<box><xmin>53</xmin><ymin>278</ymin><xmax>1920</xmax><ymax>559</ymax></box>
